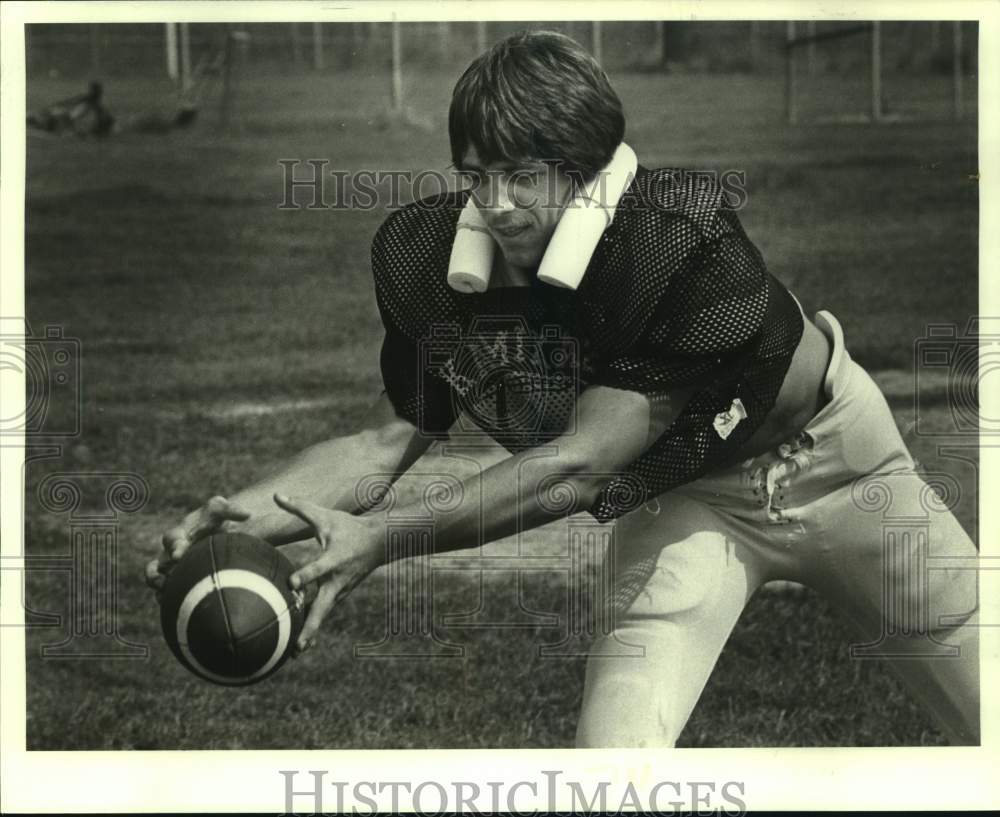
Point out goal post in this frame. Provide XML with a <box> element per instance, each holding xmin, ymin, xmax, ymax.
<box><xmin>953</xmin><ymin>21</ymin><xmax>964</xmax><ymax>120</ymax></box>
<box><xmin>165</xmin><ymin>23</ymin><xmax>179</xmax><ymax>81</ymax></box>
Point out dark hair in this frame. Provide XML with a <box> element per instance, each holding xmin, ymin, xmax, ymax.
<box><xmin>448</xmin><ymin>30</ymin><xmax>625</xmax><ymax>179</ymax></box>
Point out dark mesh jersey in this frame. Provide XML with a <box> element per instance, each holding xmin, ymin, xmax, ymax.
<box><xmin>371</xmin><ymin>166</ymin><xmax>804</xmax><ymax>521</ymax></box>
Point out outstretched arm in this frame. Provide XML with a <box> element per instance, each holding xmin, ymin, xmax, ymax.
<box><xmin>145</xmin><ymin>391</ymin><xmax>434</xmax><ymax>589</ymax></box>
<box><xmin>276</xmin><ymin>382</ymin><xmax>691</xmax><ymax>652</ymax></box>
<box><xmin>222</xmin><ymin>391</ymin><xmax>432</xmax><ymax>544</ymax></box>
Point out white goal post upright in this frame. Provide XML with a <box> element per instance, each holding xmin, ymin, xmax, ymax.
<box><xmin>871</xmin><ymin>21</ymin><xmax>883</xmax><ymax>122</ymax></box>
<box><xmin>179</xmin><ymin>22</ymin><xmax>192</xmax><ymax>91</ymax></box>
<box><xmin>391</xmin><ymin>19</ymin><xmax>403</xmax><ymax>113</ymax></box>
<box><xmin>165</xmin><ymin>22</ymin><xmax>179</xmax><ymax>81</ymax></box>
<box><xmin>785</xmin><ymin>21</ymin><xmax>797</xmax><ymax>124</ymax></box>
<box><xmin>220</xmin><ymin>27</ymin><xmax>248</xmax><ymax>129</ymax></box>
<box><xmin>312</xmin><ymin>22</ymin><xmax>323</xmax><ymax>71</ymax></box>
<box><xmin>653</xmin><ymin>20</ymin><xmax>665</xmax><ymax>64</ymax></box>
<box><xmin>953</xmin><ymin>20</ymin><xmax>964</xmax><ymax>120</ymax></box>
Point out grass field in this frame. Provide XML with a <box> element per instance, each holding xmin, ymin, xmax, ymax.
<box><xmin>22</xmin><ymin>68</ymin><xmax>979</xmax><ymax>749</ymax></box>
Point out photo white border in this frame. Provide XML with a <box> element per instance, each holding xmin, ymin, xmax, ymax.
<box><xmin>2</xmin><ymin>0</ymin><xmax>998</xmax><ymax>812</ymax></box>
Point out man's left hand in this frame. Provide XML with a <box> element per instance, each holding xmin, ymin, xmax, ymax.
<box><xmin>272</xmin><ymin>493</ymin><xmax>384</xmax><ymax>655</ymax></box>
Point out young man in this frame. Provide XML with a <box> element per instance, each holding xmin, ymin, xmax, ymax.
<box><xmin>146</xmin><ymin>31</ymin><xmax>979</xmax><ymax>746</ymax></box>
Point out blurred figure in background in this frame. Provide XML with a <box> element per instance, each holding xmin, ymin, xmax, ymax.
<box><xmin>27</xmin><ymin>80</ymin><xmax>115</xmax><ymax>137</ymax></box>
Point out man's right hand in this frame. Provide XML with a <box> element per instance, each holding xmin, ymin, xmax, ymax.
<box><xmin>144</xmin><ymin>495</ymin><xmax>251</xmax><ymax>595</ymax></box>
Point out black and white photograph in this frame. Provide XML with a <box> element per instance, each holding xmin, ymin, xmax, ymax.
<box><xmin>1</xmin><ymin>0</ymin><xmax>998</xmax><ymax>813</ymax></box>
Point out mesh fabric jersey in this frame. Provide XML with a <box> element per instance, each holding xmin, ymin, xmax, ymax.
<box><xmin>371</xmin><ymin>166</ymin><xmax>805</xmax><ymax>521</ymax></box>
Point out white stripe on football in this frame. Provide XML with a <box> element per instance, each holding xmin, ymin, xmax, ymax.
<box><xmin>176</xmin><ymin>569</ymin><xmax>292</xmax><ymax>685</ymax></box>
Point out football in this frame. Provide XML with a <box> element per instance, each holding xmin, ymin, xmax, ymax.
<box><xmin>159</xmin><ymin>532</ymin><xmax>305</xmax><ymax>686</ymax></box>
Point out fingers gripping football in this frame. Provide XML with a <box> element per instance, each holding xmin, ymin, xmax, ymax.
<box><xmin>272</xmin><ymin>493</ymin><xmax>382</xmax><ymax>654</ymax></box>
<box><xmin>144</xmin><ymin>495</ymin><xmax>251</xmax><ymax>591</ymax></box>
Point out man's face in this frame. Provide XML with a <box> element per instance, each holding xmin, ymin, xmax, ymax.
<box><xmin>458</xmin><ymin>148</ymin><xmax>575</xmax><ymax>270</ymax></box>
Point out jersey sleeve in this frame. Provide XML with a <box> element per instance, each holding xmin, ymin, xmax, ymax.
<box><xmin>586</xmin><ymin>205</ymin><xmax>770</xmax><ymax>398</ymax></box>
<box><xmin>377</xmin><ymin>323</ymin><xmax>457</xmax><ymax>438</ymax></box>
<box><xmin>370</xmin><ymin>206</ymin><xmax>459</xmax><ymax>439</ymax></box>
<box><xmin>580</xmin><ymin>191</ymin><xmax>783</xmax><ymax>521</ymax></box>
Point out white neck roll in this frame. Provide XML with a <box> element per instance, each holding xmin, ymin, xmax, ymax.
<box><xmin>446</xmin><ymin>142</ymin><xmax>639</xmax><ymax>294</ymax></box>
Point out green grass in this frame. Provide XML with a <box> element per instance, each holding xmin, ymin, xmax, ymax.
<box><xmin>22</xmin><ymin>70</ymin><xmax>978</xmax><ymax>749</ymax></box>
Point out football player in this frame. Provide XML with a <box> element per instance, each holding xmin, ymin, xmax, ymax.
<box><xmin>147</xmin><ymin>30</ymin><xmax>979</xmax><ymax>746</ymax></box>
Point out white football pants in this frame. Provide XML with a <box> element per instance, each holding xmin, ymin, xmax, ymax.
<box><xmin>576</xmin><ymin>311</ymin><xmax>980</xmax><ymax>747</ymax></box>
